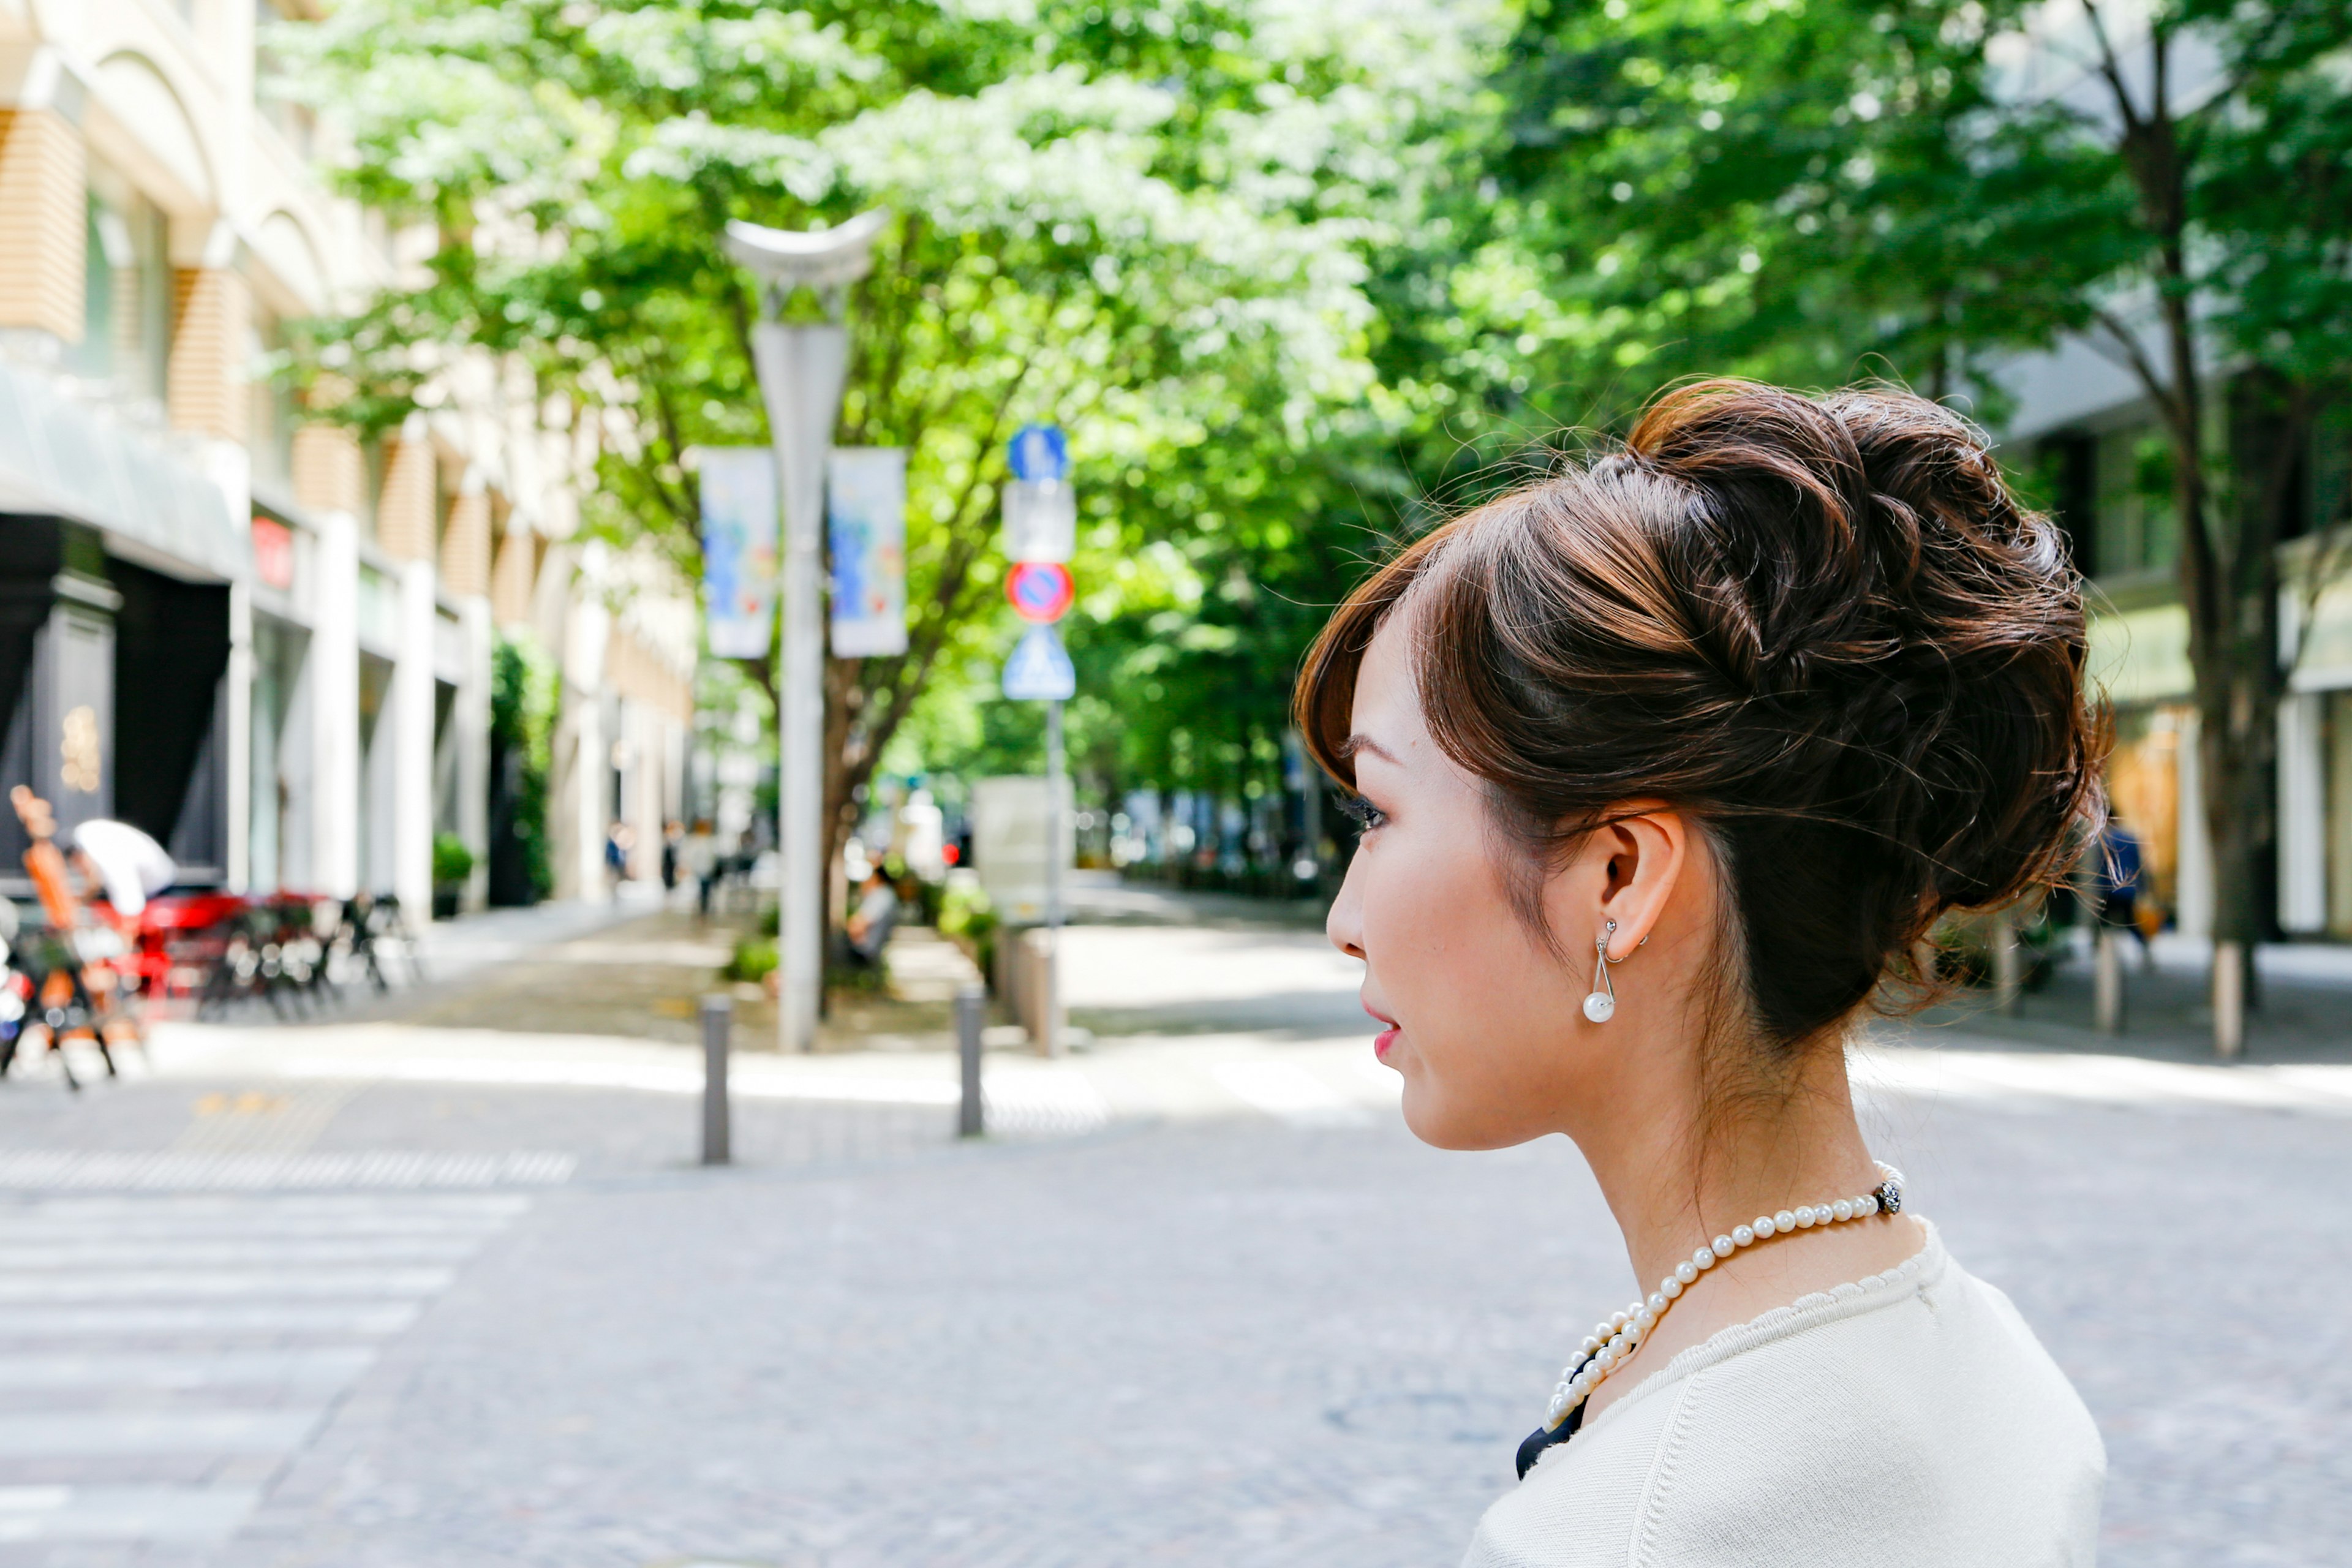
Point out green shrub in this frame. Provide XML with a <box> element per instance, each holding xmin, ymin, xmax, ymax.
<box><xmin>726</xmin><ymin>937</ymin><xmax>777</xmax><ymax>984</ymax></box>
<box><xmin>432</xmin><ymin>833</ymin><xmax>475</xmax><ymax>888</ymax></box>
<box><xmin>936</xmin><ymin>878</ymin><xmax>998</xmax><ymax>978</ymax></box>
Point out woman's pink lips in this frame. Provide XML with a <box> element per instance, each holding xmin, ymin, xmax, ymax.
<box><xmin>1365</xmin><ymin>1004</ymin><xmax>1398</xmax><ymax>1059</ymax></box>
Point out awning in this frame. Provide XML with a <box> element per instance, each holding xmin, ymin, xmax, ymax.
<box><xmin>0</xmin><ymin>360</ymin><xmax>249</xmax><ymax>581</ymax></box>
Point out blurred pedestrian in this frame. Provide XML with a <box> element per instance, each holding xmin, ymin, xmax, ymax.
<box><xmin>659</xmin><ymin>819</ymin><xmax>683</xmax><ymax>894</ymax></box>
<box><xmin>842</xmin><ymin>865</ymin><xmax>899</xmax><ymax>970</ymax></box>
<box><xmin>603</xmin><ymin>821</ymin><xmax>633</xmax><ymax>890</ymax></box>
<box><xmin>67</xmin><ymin>819</ymin><xmax>176</xmax><ymax>922</ymax></box>
<box><xmin>1298</xmin><ymin>383</ymin><xmax>2105</xmax><ymax>1564</ymax></box>
<box><xmin>683</xmin><ymin>820</ymin><xmax>718</xmax><ymax>922</ymax></box>
<box><xmin>2091</xmin><ymin>811</ymin><xmax>2154</xmax><ymax>970</ymax></box>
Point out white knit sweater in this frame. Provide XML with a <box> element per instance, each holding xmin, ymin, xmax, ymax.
<box><xmin>1462</xmin><ymin>1224</ymin><xmax>2105</xmax><ymax>1567</ymax></box>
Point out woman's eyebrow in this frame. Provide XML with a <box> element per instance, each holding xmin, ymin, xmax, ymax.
<box><xmin>1341</xmin><ymin>734</ymin><xmax>1401</xmax><ymax>766</ymax></box>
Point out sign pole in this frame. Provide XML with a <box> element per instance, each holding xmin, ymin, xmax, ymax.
<box><xmin>1044</xmin><ymin>695</ymin><xmax>1065</xmax><ymax>1055</ymax></box>
<box><xmin>1000</xmin><ymin>421</ymin><xmax>1077</xmax><ymax>1058</ymax></box>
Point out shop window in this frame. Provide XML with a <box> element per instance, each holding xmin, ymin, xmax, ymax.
<box><xmin>2108</xmin><ymin>705</ymin><xmax>2188</xmax><ymax>927</ymax></box>
<box><xmin>2328</xmin><ymin>691</ymin><xmax>2352</xmax><ymax>940</ymax></box>
<box><xmin>2094</xmin><ymin>424</ymin><xmax>2179</xmax><ymax>580</ymax></box>
<box><xmin>69</xmin><ymin>174</ymin><xmax>172</xmax><ymax>404</ymax></box>
<box><xmin>2313</xmin><ymin>403</ymin><xmax>2352</xmax><ymax>543</ymax></box>
<box><xmin>255</xmin><ymin>0</ymin><xmax>318</xmax><ymax>159</ymax></box>
<box><xmin>2024</xmin><ymin>434</ymin><xmax>2098</xmax><ymax>577</ymax></box>
<box><xmin>248</xmin><ymin>309</ymin><xmax>296</xmax><ymax>494</ymax></box>
<box><xmin>361</xmin><ymin>436</ymin><xmax>386</xmax><ymax>541</ymax></box>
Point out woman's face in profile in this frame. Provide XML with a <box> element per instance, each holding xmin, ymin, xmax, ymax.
<box><xmin>1325</xmin><ymin>612</ymin><xmax>1599</xmax><ymax>1152</ymax></box>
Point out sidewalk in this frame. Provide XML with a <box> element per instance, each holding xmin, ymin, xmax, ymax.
<box><xmin>1907</xmin><ymin>929</ymin><xmax>2352</xmax><ymax>1065</ymax></box>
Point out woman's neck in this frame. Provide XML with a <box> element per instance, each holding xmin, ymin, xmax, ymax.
<box><xmin>1574</xmin><ymin>1033</ymin><xmax>1891</xmax><ymax>1302</ymax></box>
<box><xmin>1563</xmin><ymin>1030</ymin><xmax>1927</xmax><ymax>1417</ymax></box>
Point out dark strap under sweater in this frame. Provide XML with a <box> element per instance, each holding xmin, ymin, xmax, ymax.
<box><xmin>1513</xmin><ymin>1352</ymin><xmax>1596</xmax><ymax>1479</ymax></box>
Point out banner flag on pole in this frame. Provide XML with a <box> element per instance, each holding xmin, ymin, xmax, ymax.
<box><xmin>826</xmin><ymin>447</ymin><xmax>909</xmax><ymax>658</ymax></box>
<box><xmin>699</xmin><ymin>448</ymin><xmax>780</xmax><ymax>660</ymax></box>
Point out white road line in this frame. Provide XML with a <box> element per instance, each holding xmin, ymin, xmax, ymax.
<box><xmin>0</xmin><ymin>1303</ymin><xmax>423</xmax><ymax>1338</ymax></box>
<box><xmin>0</xmin><ymin>1188</ymin><xmax>533</xmax><ymax>1552</ymax></box>
<box><xmin>5</xmin><ymin>1193</ymin><xmax>534</xmax><ymax>1219</ymax></box>
<box><xmin>0</xmin><ymin>1267</ymin><xmax>458</xmax><ymax>1302</ymax></box>
<box><xmin>0</xmin><ymin>1238</ymin><xmax>488</xmax><ymax>1268</ymax></box>
<box><xmin>0</xmin><ymin>1211</ymin><xmax>526</xmax><ymax>1240</ymax></box>
<box><xmin>0</xmin><ymin>1484</ymin><xmax>260</xmax><ymax>1544</ymax></box>
<box><xmin>0</xmin><ymin>1349</ymin><xmax>377</xmax><ymax>1390</ymax></box>
<box><xmin>0</xmin><ymin>1410</ymin><xmax>325</xmax><ymax>1458</ymax></box>
<box><xmin>0</xmin><ymin>1150</ymin><xmax>575</xmax><ymax>1191</ymax></box>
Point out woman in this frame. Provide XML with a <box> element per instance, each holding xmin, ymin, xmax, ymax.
<box><xmin>1297</xmin><ymin>382</ymin><xmax>2106</xmax><ymax>1565</ymax></box>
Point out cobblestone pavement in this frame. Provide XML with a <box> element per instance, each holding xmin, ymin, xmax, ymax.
<box><xmin>0</xmin><ymin>888</ymin><xmax>2345</xmax><ymax>1566</ymax></box>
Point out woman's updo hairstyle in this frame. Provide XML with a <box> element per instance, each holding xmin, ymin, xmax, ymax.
<box><xmin>1295</xmin><ymin>380</ymin><xmax>2103</xmax><ymax>1052</ymax></box>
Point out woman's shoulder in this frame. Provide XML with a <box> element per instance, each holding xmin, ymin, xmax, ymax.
<box><xmin>1462</xmin><ymin>1230</ymin><xmax>2105</xmax><ymax>1568</ymax></box>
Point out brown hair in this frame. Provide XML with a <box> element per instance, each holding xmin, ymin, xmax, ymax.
<box><xmin>1296</xmin><ymin>380</ymin><xmax>2103</xmax><ymax>1051</ymax></box>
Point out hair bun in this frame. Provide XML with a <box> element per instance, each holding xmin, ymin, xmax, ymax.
<box><xmin>1626</xmin><ymin>381</ymin><xmax>2092</xmax><ymax>911</ymax></box>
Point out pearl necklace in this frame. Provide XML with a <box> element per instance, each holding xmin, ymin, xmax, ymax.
<box><xmin>1540</xmin><ymin>1162</ymin><xmax>1907</xmax><ymax>1433</ymax></box>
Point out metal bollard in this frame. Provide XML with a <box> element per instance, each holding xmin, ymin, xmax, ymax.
<box><xmin>2093</xmin><ymin>927</ymin><xmax>2124</xmax><ymax>1035</ymax></box>
<box><xmin>1991</xmin><ymin>910</ymin><xmax>2022</xmax><ymax>1016</ymax></box>
<box><xmin>956</xmin><ymin>982</ymin><xmax>985</xmax><ymax>1138</ymax></box>
<box><xmin>700</xmin><ymin>993</ymin><xmax>732</xmax><ymax>1165</ymax></box>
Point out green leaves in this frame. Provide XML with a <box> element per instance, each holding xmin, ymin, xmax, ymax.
<box><xmin>291</xmin><ymin>0</ymin><xmax>1474</xmax><ymax>834</ymax></box>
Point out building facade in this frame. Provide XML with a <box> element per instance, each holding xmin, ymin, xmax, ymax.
<box><xmin>0</xmin><ymin>0</ymin><xmax>693</xmax><ymax>915</ymax></box>
<box><xmin>1996</xmin><ymin>337</ymin><xmax>2352</xmax><ymax>944</ymax></box>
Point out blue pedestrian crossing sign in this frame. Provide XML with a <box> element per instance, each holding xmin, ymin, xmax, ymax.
<box><xmin>1008</xmin><ymin>423</ymin><xmax>1070</xmax><ymax>483</ymax></box>
<box><xmin>1001</xmin><ymin>623</ymin><xmax>1076</xmax><ymax>701</ymax></box>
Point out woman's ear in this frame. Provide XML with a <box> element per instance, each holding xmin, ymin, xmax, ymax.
<box><xmin>1555</xmin><ymin>802</ymin><xmax>1689</xmax><ymax>960</ymax></box>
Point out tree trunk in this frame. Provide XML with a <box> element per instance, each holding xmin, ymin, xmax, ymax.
<box><xmin>2193</xmin><ymin>380</ymin><xmax>2308</xmax><ymax>1056</ymax></box>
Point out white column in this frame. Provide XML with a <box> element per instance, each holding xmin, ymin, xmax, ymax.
<box><xmin>558</xmin><ymin>581</ymin><xmax>611</xmax><ymax>903</ymax></box>
<box><xmin>224</xmin><ymin>578</ymin><xmax>253</xmax><ymax>892</ymax></box>
<box><xmin>456</xmin><ymin>595</ymin><xmax>493</xmax><ymax>911</ymax></box>
<box><xmin>311</xmin><ymin>510</ymin><xmax>361</xmax><ymax>897</ymax></box>
<box><xmin>2175</xmin><ymin>708</ymin><xmax>2214</xmax><ymax>940</ymax></box>
<box><xmin>633</xmin><ymin>702</ymin><xmax>665</xmax><ymax>883</ymax></box>
<box><xmin>391</xmin><ymin>560</ymin><xmax>438</xmax><ymax>922</ymax></box>
<box><xmin>2278</xmin><ymin>691</ymin><xmax>2326</xmax><ymax>933</ymax></box>
<box><xmin>665</xmin><ymin>712</ymin><xmax>688</xmax><ymax>823</ymax></box>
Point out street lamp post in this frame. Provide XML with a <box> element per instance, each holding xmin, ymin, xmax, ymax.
<box><xmin>723</xmin><ymin>209</ymin><xmax>888</xmax><ymax>1054</ymax></box>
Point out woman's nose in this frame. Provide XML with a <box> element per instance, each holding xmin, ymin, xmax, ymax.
<box><xmin>1326</xmin><ymin>854</ymin><xmax>1368</xmax><ymax>960</ymax></box>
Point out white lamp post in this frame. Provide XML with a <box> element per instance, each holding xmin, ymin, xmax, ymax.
<box><xmin>723</xmin><ymin>209</ymin><xmax>888</xmax><ymax>1054</ymax></box>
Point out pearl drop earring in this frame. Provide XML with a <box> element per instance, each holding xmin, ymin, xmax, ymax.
<box><xmin>1581</xmin><ymin>919</ymin><xmax>1642</xmax><ymax>1023</ymax></box>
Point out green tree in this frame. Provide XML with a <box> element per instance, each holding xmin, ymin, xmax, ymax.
<box><xmin>280</xmin><ymin>0</ymin><xmax>1457</xmax><ymax>895</ymax></box>
<box><xmin>1465</xmin><ymin>0</ymin><xmax>2352</xmax><ymax>1050</ymax></box>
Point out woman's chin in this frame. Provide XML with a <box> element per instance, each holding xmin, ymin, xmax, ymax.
<box><xmin>1400</xmin><ymin>1083</ymin><xmax>1506</xmax><ymax>1152</ymax></box>
<box><xmin>1400</xmin><ymin>1076</ymin><xmax>1548</xmax><ymax>1152</ymax></box>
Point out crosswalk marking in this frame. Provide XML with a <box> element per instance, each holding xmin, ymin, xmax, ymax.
<box><xmin>0</xmin><ymin>1237</ymin><xmax>488</xmax><ymax>1267</ymax></box>
<box><xmin>0</xmin><ymin>1266</ymin><xmax>460</xmax><ymax>1302</ymax></box>
<box><xmin>0</xmin><ymin>1185</ymin><xmax>545</xmax><ymax>1548</ymax></box>
<box><xmin>0</xmin><ymin>1485</ymin><xmax>260</xmax><ymax>1544</ymax></box>
<box><xmin>0</xmin><ymin>1149</ymin><xmax>575</xmax><ymax>1190</ymax></box>
<box><xmin>0</xmin><ymin>1349</ymin><xmax>376</xmax><ymax>1390</ymax></box>
<box><xmin>0</xmin><ymin>1410</ymin><xmax>326</xmax><ymax>1458</ymax></box>
<box><xmin>6</xmin><ymin>1303</ymin><xmax>423</xmax><ymax>1336</ymax></box>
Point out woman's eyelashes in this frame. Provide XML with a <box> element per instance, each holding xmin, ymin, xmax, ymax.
<box><xmin>1336</xmin><ymin>793</ymin><xmax>1389</xmax><ymax>835</ymax></box>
